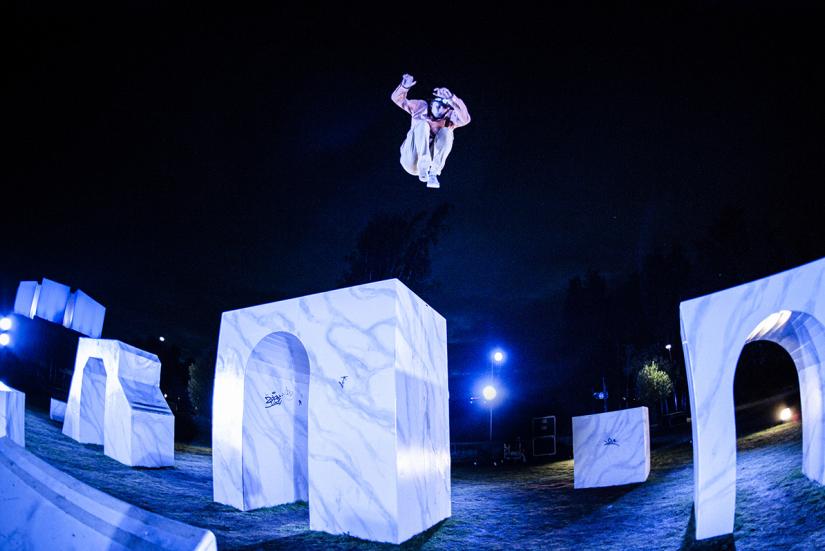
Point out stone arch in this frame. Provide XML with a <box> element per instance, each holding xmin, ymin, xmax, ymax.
<box><xmin>680</xmin><ymin>258</ymin><xmax>825</xmax><ymax>540</ymax></box>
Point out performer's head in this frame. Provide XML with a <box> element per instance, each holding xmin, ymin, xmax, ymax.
<box><xmin>429</xmin><ymin>97</ymin><xmax>451</xmax><ymax>120</ymax></box>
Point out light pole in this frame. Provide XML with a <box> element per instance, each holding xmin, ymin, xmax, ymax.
<box><xmin>488</xmin><ymin>350</ymin><xmax>505</xmax><ymax>441</ymax></box>
<box><xmin>665</xmin><ymin>343</ymin><xmax>677</xmax><ymax>410</ymax></box>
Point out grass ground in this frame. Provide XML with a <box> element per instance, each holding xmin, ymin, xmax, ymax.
<box><xmin>22</xmin><ymin>406</ymin><xmax>825</xmax><ymax>550</ymax></box>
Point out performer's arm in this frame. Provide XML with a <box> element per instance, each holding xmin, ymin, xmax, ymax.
<box><xmin>447</xmin><ymin>94</ymin><xmax>471</xmax><ymax>127</ymax></box>
<box><xmin>391</xmin><ymin>73</ymin><xmax>426</xmax><ymax>115</ymax></box>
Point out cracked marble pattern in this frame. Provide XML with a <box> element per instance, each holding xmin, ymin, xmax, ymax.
<box><xmin>572</xmin><ymin>407</ymin><xmax>650</xmax><ymax>489</ymax></box>
<box><xmin>63</xmin><ymin>339</ymin><xmax>174</xmax><ymax>468</ymax></box>
<box><xmin>212</xmin><ymin>279</ymin><xmax>450</xmax><ymax>544</ymax></box>
<box><xmin>681</xmin><ymin>257</ymin><xmax>825</xmax><ymax>540</ymax></box>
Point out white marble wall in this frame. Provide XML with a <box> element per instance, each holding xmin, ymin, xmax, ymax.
<box><xmin>213</xmin><ymin>279</ymin><xmax>450</xmax><ymax>544</ymax></box>
<box><xmin>63</xmin><ymin>339</ymin><xmax>174</xmax><ymax>467</ymax></box>
<box><xmin>0</xmin><ymin>381</ymin><xmax>25</xmax><ymax>447</ymax></box>
<box><xmin>0</xmin><ymin>438</ymin><xmax>216</xmax><ymax>550</ymax></box>
<box><xmin>49</xmin><ymin>398</ymin><xmax>66</xmax><ymax>423</ymax></box>
<box><xmin>681</xmin><ymin>257</ymin><xmax>825</xmax><ymax>540</ymax></box>
<box><xmin>572</xmin><ymin>407</ymin><xmax>650</xmax><ymax>489</ymax></box>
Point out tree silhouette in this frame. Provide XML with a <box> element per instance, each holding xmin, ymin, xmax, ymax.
<box><xmin>341</xmin><ymin>202</ymin><xmax>454</xmax><ymax>291</ymax></box>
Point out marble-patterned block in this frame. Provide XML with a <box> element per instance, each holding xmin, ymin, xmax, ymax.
<box><xmin>35</xmin><ymin>278</ymin><xmax>71</xmax><ymax>324</ymax></box>
<box><xmin>681</xmin><ymin>257</ymin><xmax>825</xmax><ymax>540</ymax></box>
<box><xmin>63</xmin><ymin>339</ymin><xmax>174</xmax><ymax>467</ymax></box>
<box><xmin>213</xmin><ymin>278</ymin><xmax>450</xmax><ymax>544</ymax></box>
<box><xmin>66</xmin><ymin>289</ymin><xmax>105</xmax><ymax>338</ymax></box>
<box><xmin>0</xmin><ymin>438</ymin><xmax>216</xmax><ymax>550</ymax></box>
<box><xmin>13</xmin><ymin>281</ymin><xmax>38</xmax><ymax>317</ymax></box>
<box><xmin>49</xmin><ymin>398</ymin><xmax>66</xmax><ymax>423</ymax></box>
<box><xmin>0</xmin><ymin>382</ymin><xmax>25</xmax><ymax>447</ymax></box>
<box><xmin>572</xmin><ymin>407</ymin><xmax>650</xmax><ymax>488</ymax></box>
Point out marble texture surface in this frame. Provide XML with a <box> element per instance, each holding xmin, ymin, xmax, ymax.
<box><xmin>681</xmin><ymin>257</ymin><xmax>825</xmax><ymax>540</ymax></box>
<box><xmin>13</xmin><ymin>281</ymin><xmax>39</xmax><ymax>317</ymax></box>
<box><xmin>572</xmin><ymin>407</ymin><xmax>650</xmax><ymax>488</ymax></box>
<box><xmin>13</xmin><ymin>279</ymin><xmax>106</xmax><ymax>337</ymax></box>
<box><xmin>0</xmin><ymin>382</ymin><xmax>25</xmax><ymax>447</ymax></box>
<box><xmin>34</xmin><ymin>278</ymin><xmax>71</xmax><ymax>324</ymax></box>
<box><xmin>213</xmin><ymin>279</ymin><xmax>450</xmax><ymax>544</ymax></box>
<box><xmin>49</xmin><ymin>398</ymin><xmax>67</xmax><ymax>423</ymax></box>
<box><xmin>63</xmin><ymin>339</ymin><xmax>174</xmax><ymax>467</ymax></box>
<box><xmin>0</xmin><ymin>437</ymin><xmax>216</xmax><ymax>550</ymax></box>
<box><xmin>66</xmin><ymin>289</ymin><xmax>106</xmax><ymax>338</ymax></box>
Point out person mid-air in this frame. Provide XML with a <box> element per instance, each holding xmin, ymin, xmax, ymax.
<box><xmin>391</xmin><ymin>73</ymin><xmax>471</xmax><ymax>189</ymax></box>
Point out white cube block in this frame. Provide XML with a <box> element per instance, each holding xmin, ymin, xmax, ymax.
<box><xmin>573</xmin><ymin>406</ymin><xmax>650</xmax><ymax>488</ymax></box>
<box><xmin>213</xmin><ymin>279</ymin><xmax>450</xmax><ymax>544</ymax></box>
<box><xmin>49</xmin><ymin>398</ymin><xmax>67</xmax><ymax>423</ymax></box>
<box><xmin>0</xmin><ymin>381</ymin><xmax>25</xmax><ymax>447</ymax></box>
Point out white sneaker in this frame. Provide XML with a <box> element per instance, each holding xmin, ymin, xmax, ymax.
<box><xmin>418</xmin><ymin>161</ymin><xmax>432</xmax><ymax>182</ymax></box>
<box><xmin>426</xmin><ymin>173</ymin><xmax>440</xmax><ymax>188</ymax></box>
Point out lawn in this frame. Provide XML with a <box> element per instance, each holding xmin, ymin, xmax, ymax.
<box><xmin>22</xmin><ymin>407</ymin><xmax>825</xmax><ymax>550</ymax></box>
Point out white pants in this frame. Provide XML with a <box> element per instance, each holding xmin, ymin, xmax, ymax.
<box><xmin>399</xmin><ymin>119</ymin><xmax>454</xmax><ymax>176</ymax></box>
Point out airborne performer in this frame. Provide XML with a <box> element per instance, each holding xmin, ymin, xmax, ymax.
<box><xmin>391</xmin><ymin>73</ymin><xmax>471</xmax><ymax>189</ymax></box>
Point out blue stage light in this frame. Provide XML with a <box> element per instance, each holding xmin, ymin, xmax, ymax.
<box><xmin>0</xmin><ymin>333</ymin><xmax>10</xmax><ymax>347</ymax></box>
<box><xmin>0</xmin><ymin>317</ymin><xmax>11</xmax><ymax>331</ymax></box>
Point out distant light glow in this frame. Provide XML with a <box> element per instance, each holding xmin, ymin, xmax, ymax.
<box><xmin>482</xmin><ymin>385</ymin><xmax>497</xmax><ymax>400</ymax></box>
<box><xmin>0</xmin><ymin>317</ymin><xmax>11</xmax><ymax>331</ymax></box>
<box><xmin>665</xmin><ymin>344</ymin><xmax>672</xmax><ymax>350</ymax></box>
<box><xmin>491</xmin><ymin>349</ymin><xmax>506</xmax><ymax>364</ymax></box>
<box><xmin>780</xmin><ymin>407</ymin><xmax>792</xmax><ymax>422</ymax></box>
<box><xmin>159</xmin><ymin>336</ymin><xmax>165</xmax><ymax>342</ymax></box>
<box><xmin>0</xmin><ymin>333</ymin><xmax>10</xmax><ymax>347</ymax></box>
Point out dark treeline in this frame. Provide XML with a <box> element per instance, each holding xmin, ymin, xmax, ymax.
<box><xmin>506</xmin><ymin>199</ymin><xmax>824</xmax><ymax>443</ymax></box>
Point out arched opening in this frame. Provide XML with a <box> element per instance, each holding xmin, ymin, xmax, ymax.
<box><xmin>734</xmin><ymin>340</ymin><xmax>799</xmax><ymax>437</ymax></box>
<box><xmin>78</xmin><ymin>357</ymin><xmax>107</xmax><ymax>444</ymax></box>
<box><xmin>241</xmin><ymin>332</ymin><xmax>310</xmax><ymax>511</ymax></box>
<box><xmin>737</xmin><ymin>310</ymin><xmax>825</xmax><ymax>485</ymax></box>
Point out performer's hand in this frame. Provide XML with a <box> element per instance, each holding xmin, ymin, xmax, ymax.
<box><xmin>401</xmin><ymin>74</ymin><xmax>417</xmax><ymax>88</ymax></box>
<box><xmin>433</xmin><ymin>87</ymin><xmax>453</xmax><ymax>99</ymax></box>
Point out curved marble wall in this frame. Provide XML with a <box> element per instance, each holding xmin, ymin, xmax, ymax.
<box><xmin>0</xmin><ymin>437</ymin><xmax>216</xmax><ymax>550</ymax></box>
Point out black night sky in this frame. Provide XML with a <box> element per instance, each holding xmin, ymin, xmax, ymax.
<box><xmin>6</xmin><ymin>5</ymin><xmax>825</xmax><ymax>439</ymax></box>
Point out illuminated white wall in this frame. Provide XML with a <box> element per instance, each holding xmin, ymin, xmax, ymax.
<box><xmin>63</xmin><ymin>339</ymin><xmax>174</xmax><ymax>467</ymax></box>
<box><xmin>212</xmin><ymin>279</ymin><xmax>450</xmax><ymax>544</ymax></box>
<box><xmin>681</xmin><ymin>257</ymin><xmax>825</xmax><ymax>540</ymax></box>
<box><xmin>0</xmin><ymin>381</ymin><xmax>25</xmax><ymax>447</ymax></box>
<box><xmin>12</xmin><ymin>279</ymin><xmax>105</xmax><ymax>338</ymax></box>
<box><xmin>13</xmin><ymin>281</ymin><xmax>39</xmax><ymax>318</ymax></box>
<box><xmin>572</xmin><ymin>407</ymin><xmax>650</xmax><ymax>488</ymax></box>
<box><xmin>35</xmin><ymin>278</ymin><xmax>71</xmax><ymax>324</ymax></box>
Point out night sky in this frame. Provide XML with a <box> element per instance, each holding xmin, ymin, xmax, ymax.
<box><xmin>7</xmin><ymin>5</ymin><xmax>825</xmax><ymax>436</ymax></box>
